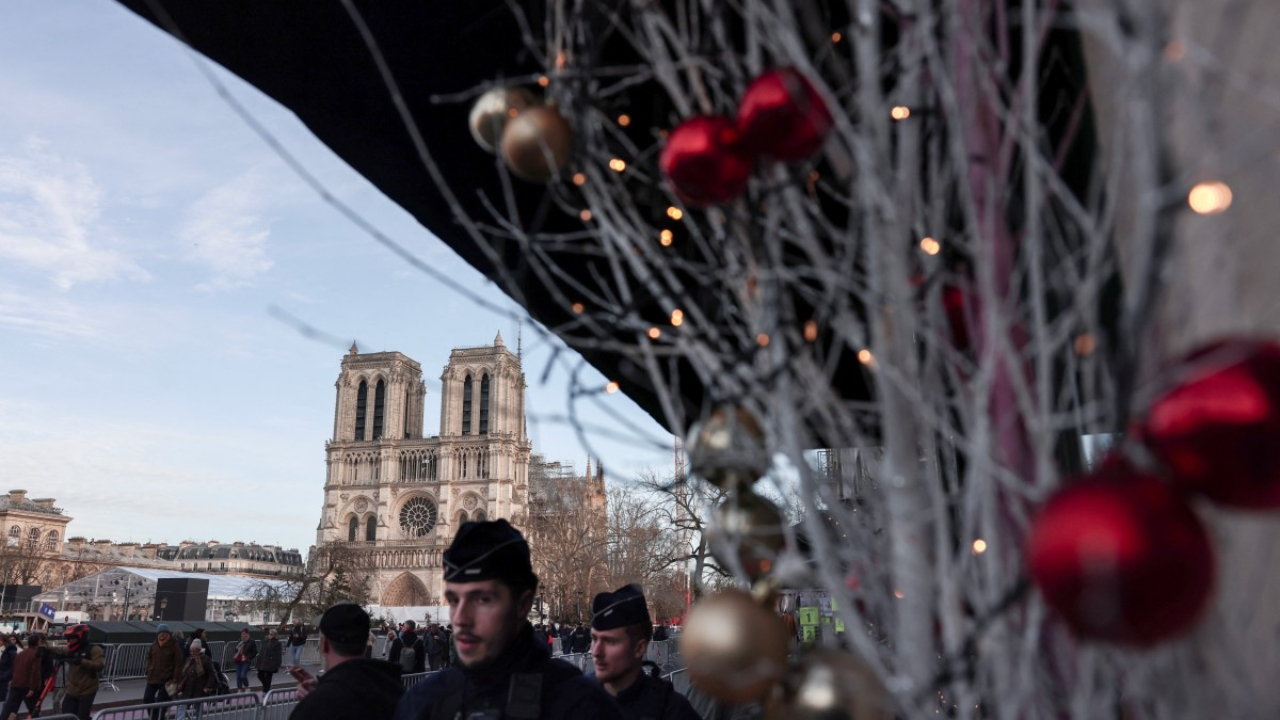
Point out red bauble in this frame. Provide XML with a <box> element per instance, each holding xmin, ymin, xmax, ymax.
<box><xmin>737</xmin><ymin>67</ymin><xmax>833</xmax><ymax>161</ymax></box>
<box><xmin>1139</xmin><ymin>339</ymin><xmax>1280</xmax><ymax>509</ymax></box>
<box><xmin>660</xmin><ymin>115</ymin><xmax>751</xmax><ymax>206</ymax></box>
<box><xmin>1027</xmin><ymin>460</ymin><xmax>1215</xmax><ymax>646</ymax></box>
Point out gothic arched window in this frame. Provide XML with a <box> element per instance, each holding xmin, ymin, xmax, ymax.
<box><xmin>348</xmin><ymin>516</ymin><xmax>359</xmax><ymax>542</ymax></box>
<box><xmin>44</xmin><ymin>531</ymin><xmax>58</xmax><ymax>552</ymax></box>
<box><xmin>373</xmin><ymin>379</ymin><xmax>386</xmax><ymax>440</ymax></box>
<box><xmin>462</xmin><ymin>375</ymin><xmax>473</xmax><ymax>435</ymax></box>
<box><xmin>458</xmin><ymin>512</ymin><xmax>469</xmax><ymax>526</ymax></box>
<box><xmin>355</xmin><ymin>380</ymin><xmax>369</xmax><ymax>440</ymax></box>
<box><xmin>479</xmin><ymin>374</ymin><xmax>490</xmax><ymax>434</ymax></box>
<box><xmin>474</xmin><ymin>511</ymin><xmax>487</xmax><ymax>523</ymax></box>
<box><xmin>366</xmin><ymin>516</ymin><xmax>377</xmax><ymax>542</ymax></box>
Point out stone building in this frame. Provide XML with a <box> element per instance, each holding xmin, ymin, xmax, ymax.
<box><xmin>0</xmin><ymin>490</ymin><xmax>73</xmax><ymax>593</ymax></box>
<box><xmin>315</xmin><ymin>334</ymin><xmax>532</xmax><ymax>606</ymax></box>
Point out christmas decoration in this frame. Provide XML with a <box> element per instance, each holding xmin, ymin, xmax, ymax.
<box><xmin>685</xmin><ymin>406</ymin><xmax>769</xmax><ymax>489</ymax></box>
<box><xmin>737</xmin><ymin>67</ymin><xmax>833</xmax><ymax>161</ymax></box>
<box><xmin>658</xmin><ymin>115</ymin><xmax>752</xmax><ymax>206</ymax></box>
<box><xmin>500</xmin><ymin>104</ymin><xmax>574</xmax><ymax>182</ymax></box>
<box><xmin>708</xmin><ymin>487</ymin><xmax>788</xmax><ymax>579</ymax></box>
<box><xmin>765</xmin><ymin>650</ymin><xmax>891</xmax><ymax>720</ymax></box>
<box><xmin>1027</xmin><ymin>459</ymin><xmax>1216</xmax><ymax>646</ymax></box>
<box><xmin>682</xmin><ymin>588</ymin><xmax>789</xmax><ymax>704</ymax></box>
<box><xmin>1139</xmin><ymin>339</ymin><xmax>1280</xmax><ymax>509</ymax></box>
<box><xmin>469</xmin><ymin>86</ymin><xmax>537</xmax><ymax>154</ymax></box>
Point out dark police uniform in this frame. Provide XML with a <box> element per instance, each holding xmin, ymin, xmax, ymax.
<box><xmin>591</xmin><ymin>585</ymin><xmax>700</xmax><ymax>720</ymax></box>
<box><xmin>392</xmin><ymin>520</ymin><xmax>620</xmax><ymax>720</ymax></box>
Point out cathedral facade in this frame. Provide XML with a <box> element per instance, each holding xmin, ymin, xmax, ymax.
<box><xmin>315</xmin><ymin>334</ymin><xmax>532</xmax><ymax>606</ymax></box>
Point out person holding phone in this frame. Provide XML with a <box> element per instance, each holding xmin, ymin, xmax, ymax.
<box><xmin>288</xmin><ymin>603</ymin><xmax>403</xmax><ymax>720</ymax></box>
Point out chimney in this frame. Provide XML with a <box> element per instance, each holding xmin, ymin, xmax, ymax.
<box><xmin>7</xmin><ymin>490</ymin><xmax>26</xmax><ymax>504</ymax></box>
<box><xmin>93</xmin><ymin>539</ymin><xmax>113</xmax><ymax>552</ymax></box>
<box><xmin>31</xmin><ymin>498</ymin><xmax>56</xmax><ymax>510</ymax></box>
<box><xmin>68</xmin><ymin>537</ymin><xmax>87</xmax><ymax>551</ymax></box>
<box><xmin>138</xmin><ymin>544</ymin><xmax>159</xmax><ymax>559</ymax></box>
<box><xmin>118</xmin><ymin>543</ymin><xmax>137</xmax><ymax>558</ymax></box>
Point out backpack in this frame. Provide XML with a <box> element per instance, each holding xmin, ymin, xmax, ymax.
<box><xmin>399</xmin><ymin>637</ymin><xmax>421</xmax><ymax>673</ymax></box>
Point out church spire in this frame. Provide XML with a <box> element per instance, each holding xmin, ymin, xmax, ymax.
<box><xmin>494</xmin><ymin>330</ymin><xmax>504</xmax><ymax>347</ymax></box>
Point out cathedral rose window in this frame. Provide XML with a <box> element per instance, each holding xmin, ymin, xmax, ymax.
<box><xmin>399</xmin><ymin>497</ymin><xmax>439</xmax><ymax>537</ymax></box>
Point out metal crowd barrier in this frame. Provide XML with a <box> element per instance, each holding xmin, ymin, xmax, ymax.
<box><xmin>401</xmin><ymin>670</ymin><xmax>435</xmax><ymax>688</ymax></box>
<box><xmin>372</xmin><ymin>635</ymin><xmax>388</xmax><ymax>658</ymax></box>
<box><xmin>558</xmin><ymin>652</ymin><xmax>591</xmax><ymax>673</ymax></box>
<box><xmin>91</xmin><ymin>691</ymin><xmax>260</xmax><ymax>719</ymax></box>
<box><xmin>259</xmin><ymin>688</ymin><xmax>299</xmax><ymax>720</ymax></box>
<box><xmin>662</xmin><ymin>667</ymin><xmax>691</xmax><ymax>695</ymax></box>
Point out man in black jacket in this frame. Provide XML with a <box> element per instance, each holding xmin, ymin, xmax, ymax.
<box><xmin>290</xmin><ymin>603</ymin><xmax>403</xmax><ymax>720</ymax></box>
<box><xmin>393</xmin><ymin>519</ymin><xmax>620</xmax><ymax>720</ymax></box>
<box><xmin>590</xmin><ymin>585</ymin><xmax>700</xmax><ymax>720</ymax></box>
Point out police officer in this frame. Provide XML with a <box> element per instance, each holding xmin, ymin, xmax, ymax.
<box><xmin>393</xmin><ymin>519</ymin><xmax>620</xmax><ymax>720</ymax></box>
<box><xmin>590</xmin><ymin>585</ymin><xmax>699</xmax><ymax>720</ymax></box>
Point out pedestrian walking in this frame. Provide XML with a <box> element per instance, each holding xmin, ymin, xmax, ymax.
<box><xmin>387</xmin><ymin>620</ymin><xmax>425</xmax><ymax>675</ymax></box>
<box><xmin>392</xmin><ymin>519</ymin><xmax>620</xmax><ymax>720</ymax></box>
<box><xmin>142</xmin><ymin>624</ymin><xmax>183</xmax><ymax>720</ymax></box>
<box><xmin>0</xmin><ymin>633</ymin><xmax>17</xmax><ymax>706</ymax></box>
<box><xmin>288</xmin><ymin>621</ymin><xmax>309</xmax><ymax>666</ymax></box>
<box><xmin>234</xmin><ymin>628</ymin><xmax>258</xmax><ymax>692</ymax></box>
<box><xmin>288</xmin><ymin>603</ymin><xmax>403</xmax><ymax>720</ymax></box>
<box><xmin>176</xmin><ymin>639</ymin><xmax>216</xmax><ymax>717</ymax></box>
<box><xmin>255</xmin><ymin>628</ymin><xmax>284</xmax><ymax>693</ymax></box>
<box><xmin>0</xmin><ymin>633</ymin><xmax>44</xmax><ymax>720</ymax></box>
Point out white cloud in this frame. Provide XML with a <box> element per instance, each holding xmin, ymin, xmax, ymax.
<box><xmin>0</xmin><ymin>141</ymin><xmax>149</xmax><ymax>289</ymax></box>
<box><xmin>0</xmin><ymin>291</ymin><xmax>98</xmax><ymax>339</ymax></box>
<box><xmin>180</xmin><ymin>169</ymin><xmax>274</xmax><ymax>290</ymax></box>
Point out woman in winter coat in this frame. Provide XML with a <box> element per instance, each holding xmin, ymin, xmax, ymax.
<box><xmin>233</xmin><ymin>629</ymin><xmax>257</xmax><ymax>692</ymax></box>
<box><xmin>178</xmin><ymin>640</ymin><xmax>216</xmax><ymax>700</ymax></box>
<box><xmin>254</xmin><ymin>628</ymin><xmax>284</xmax><ymax>693</ymax></box>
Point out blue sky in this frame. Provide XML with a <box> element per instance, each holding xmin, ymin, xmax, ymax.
<box><xmin>0</xmin><ymin>1</ymin><xmax>673</xmax><ymax>554</ymax></box>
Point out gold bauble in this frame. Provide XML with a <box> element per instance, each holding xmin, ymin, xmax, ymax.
<box><xmin>682</xmin><ymin>588</ymin><xmax>788</xmax><ymax>704</ymax></box>
<box><xmin>468</xmin><ymin>87</ymin><xmax>537</xmax><ymax>154</ymax></box>
<box><xmin>500</xmin><ymin>104</ymin><xmax>574</xmax><ymax>182</ymax></box>
<box><xmin>765</xmin><ymin>650</ymin><xmax>892</xmax><ymax>720</ymax></box>
<box><xmin>708</xmin><ymin>489</ymin><xmax>787</xmax><ymax>580</ymax></box>
<box><xmin>686</xmin><ymin>406</ymin><xmax>769</xmax><ymax>489</ymax></box>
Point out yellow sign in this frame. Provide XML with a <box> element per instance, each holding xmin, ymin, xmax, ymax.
<box><xmin>799</xmin><ymin>608</ymin><xmax>819</xmax><ymax>626</ymax></box>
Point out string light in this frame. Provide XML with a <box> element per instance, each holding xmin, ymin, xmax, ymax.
<box><xmin>608</xmin><ymin>158</ymin><xmax>627</xmax><ymax>172</ymax></box>
<box><xmin>617</xmin><ymin>114</ymin><xmax>631</xmax><ymax>127</ymax></box>
<box><xmin>537</xmin><ymin>75</ymin><xmax>550</xmax><ymax>88</ymax></box>
<box><xmin>667</xmin><ymin>206</ymin><xmax>684</xmax><ymax>220</ymax></box>
<box><xmin>647</xmin><ymin>327</ymin><xmax>661</xmax><ymax>339</ymax></box>
<box><xmin>1164</xmin><ymin>40</ymin><xmax>1186</xmax><ymax>62</ymax></box>
<box><xmin>571</xmin><ymin>302</ymin><xmax>585</xmax><ymax>314</ymax></box>
<box><xmin>572</xmin><ymin>172</ymin><xmax>586</xmax><ymax>186</ymax></box>
<box><xmin>891</xmin><ymin>106</ymin><xmax>911</xmax><ymax>120</ymax></box>
<box><xmin>1074</xmin><ymin>333</ymin><xmax>1096</xmax><ymax>356</ymax></box>
<box><xmin>670</xmin><ymin>309</ymin><xmax>684</xmax><ymax>327</ymax></box>
<box><xmin>857</xmin><ymin>349</ymin><xmax>876</xmax><ymax>367</ymax></box>
<box><xmin>804</xmin><ymin>320</ymin><xmax>818</xmax><ymax>342</ymax></box>
<box><xmin>831</xmin><ymin>31</ymin><xmax>842</xmax><ymax>43</ymax></box>
<box><xmin>1188</xmin><ymin>181</ymin><xmax>1232</xmax><ymax>215</ymax></box>
<box><xmin>659</xmin><ymin>229</ymin><xmax>674</xmax><ymax>246</ymax></box>
<box><xmin>605</xmin><ymin>381</ymin><xmax>619</xmax><ymax>394</ymax></box>
<box><xmin>920</xmin><ymin>236</ymin><xmax>941</xmax><ymax>255</ymax></box>
<box><xmin>579</xmin><ymin>209</ymin><xmax>593</xmax><ymax>221</ymax></box>
<box><xmin>756</xmin><ymin>333</ymin><xmax>770</xmax><ymax>347</ymax></box>
<box><xmin>972</xmin><ymin>539</ymin><xmax>988</xmax><ymax>555</ymax></box>
<box><xmin>893</xmin><ymin>590</ymin><xmax>905</xmax><ymax>599</ymax></box>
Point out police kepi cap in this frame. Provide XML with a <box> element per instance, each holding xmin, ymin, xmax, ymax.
<box><xmin>443</xmin><ymin>519</ymin><xmax>535</xmax><ymax>585</ymax></box>
<box><xmin>591</xmin><ymin>584</ymin><xmax>651</xmax><ymax>631</ymax></box>
<box><xmin>319</xmin><ymin>603</ymin><xmax>371</xmax><ymax>646</ymax></box>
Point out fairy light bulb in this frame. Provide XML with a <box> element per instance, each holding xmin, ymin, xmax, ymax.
<box><xmin>891</xmin><ymin>106</ymin><xmax>911</xmax><ymax>120</ymax></box>
<box><xmin>1188</xmin><ymin>181</ymin><xmax>1232</xmax><ymax>215</ymax></box>
<box><xmin>920</xmin><ymin>236</ymin><xmax>941</xmax><ymax>255</ymax></box>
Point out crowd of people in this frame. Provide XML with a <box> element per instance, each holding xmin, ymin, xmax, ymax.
<box><xmin>0</xmin><ymin>518</ymin><xmax>693</xmax><ymax>720</ymax></box>
<box><xmin>291</xmin><ymin>519</ymin><xmax>697</xmax><ymax>720</ymax></box>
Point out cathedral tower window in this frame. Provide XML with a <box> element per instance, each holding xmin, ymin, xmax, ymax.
<box><xmin>462</xmin><ymin>375</ymin><xmax>473</xmax><ymax>435</ymax></box>
<box><xmin>348</xmin><ymin>516</ymin><xmax>359</xmax><ymax>542</ymax></box>
<box><xmin>474</xmin><ymin>511</ymin><xmax>487</xmax><ymax>522</ymax></box>
<box><xmin>355</xmin><ymin>380</ymin><xmax>369</xmax><ymax>440</ymax></box>
<box><xmin>458</xmin><ymin>511</ymin><xmax>469</xmax><ymax>525</ymax></box>
<box><xmin>404</xmin><ymin>388</ymin><xmax>412</xmax><ymax>438</ymax></box>
<box><xmin>366</xmin><ymin>516</ymin><xmax>377</xmax><ymax>541</ymax></box>
<box><xmin>373</xmin><ymin>379</ymin><xmax>386</xmax><ymax>440</ymax></box>
<box><xmin>479</xmin><ymin>374</ymin><xmax>490</xmax><ymax>434</ymax></box>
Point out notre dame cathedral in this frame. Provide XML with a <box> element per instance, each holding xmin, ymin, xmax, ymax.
<box><xmin>315</xmin><ymin>333</ymin><xmax>532</xmax><ymax>606</ymax></box>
